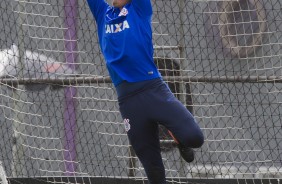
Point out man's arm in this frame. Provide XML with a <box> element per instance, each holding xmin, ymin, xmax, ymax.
<box><xmin>131</xmin><ymin>0</ymin><xmax>153</xmax><ymax>17</ymax></box>
<box><xmin>86</xmin><ymin>0</ymin><xmax>108</xmax><ymax>22</ymax></box>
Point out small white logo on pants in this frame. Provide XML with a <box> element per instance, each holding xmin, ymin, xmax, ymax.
<box><xmin>124</xmin><ymin>119</ymin><xmax>130</xmax><ymax>132</ymax></box>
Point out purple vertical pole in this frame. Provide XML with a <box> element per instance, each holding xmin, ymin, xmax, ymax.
<box><xmin>64</xmin><ymin>0</ymin><xmax>78</xmax><ymax>176</ymax></box>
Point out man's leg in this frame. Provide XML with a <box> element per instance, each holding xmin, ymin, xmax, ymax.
<box><xmin>119</xmin><ymin>95</ymin><xmax>166</xmax><ymax>184</ymax></box>
<box><xmin>127</xmin><ymin>119</ymin><xmax>165</xmax><ymax>184</ymax></box>
<box><xmin>147</xmin><ymin>83</ymin><xmax>204</xmax><ymax>161</ymax></box>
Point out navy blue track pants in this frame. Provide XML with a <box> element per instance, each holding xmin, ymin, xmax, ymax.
<box><xmin>118</xmin><ymin>80</ymin><xmax>204</xmax><ymax>184</ymax></box>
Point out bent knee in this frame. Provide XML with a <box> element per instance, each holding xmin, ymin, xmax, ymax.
<box><xmin>192</xmin><ymin>133</ymin><xmax>204</xmax><ymax>148</ymax></box>
<box><xmin>182</xmin><ymin>131</ymin><xmax>204</xmax><ymax>148</ymax></box>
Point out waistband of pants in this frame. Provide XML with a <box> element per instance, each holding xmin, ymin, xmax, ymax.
<box><xmin>116</xmin><ymin>77</ymin><xmax>163</xmax><ymax>100</ymax></box>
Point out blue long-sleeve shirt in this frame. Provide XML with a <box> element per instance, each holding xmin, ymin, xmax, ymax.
<box><xmin>87</xmin><ymin>0</ymin><xmax>161</xmax><ymax>86</ymax></box>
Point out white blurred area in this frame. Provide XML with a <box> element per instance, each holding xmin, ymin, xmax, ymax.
<box><xmin>0</xmin><ymin>44</ymin><xmax>77</xmax><ymax>91</ymax></box>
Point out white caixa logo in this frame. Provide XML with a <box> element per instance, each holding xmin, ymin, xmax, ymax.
<box><xmin>123</xmin><ymin>118</ymin><xmax>131</xmax><ymax>132</ymax></box>
<box><xmin>105</xmin><ymin>20</ymin><xmax>130</xmax><ymax>34</ymax></box>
